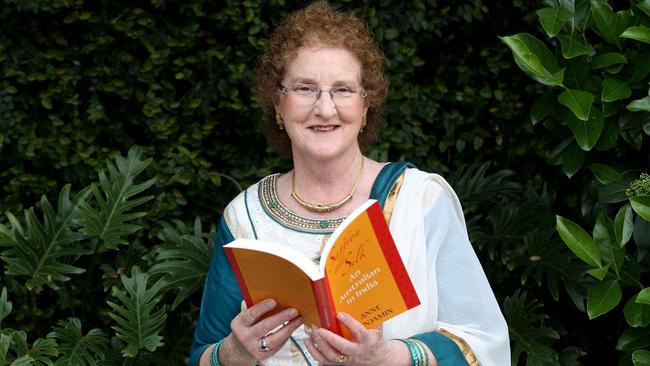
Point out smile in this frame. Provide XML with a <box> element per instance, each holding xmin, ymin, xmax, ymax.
<box><xmin>309</xmin><ymin>125</ymin><xmax>339</xmax><ymax>132</ymax></box>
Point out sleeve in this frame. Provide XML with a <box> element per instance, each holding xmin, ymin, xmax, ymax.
<box><xmin>414</xmin><ymin>185</ymin><xmax>510</xmax><ymax>365</ymax></box>
<box><xmin>188</xmin><ymin>215</ymin><xmax>243</xmax><ymax>366</ymax></box>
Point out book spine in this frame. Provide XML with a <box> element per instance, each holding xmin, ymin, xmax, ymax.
<box><xmin>312</xmin><ymin>277</ymin><xmax>342</xmax><ymax>336</ymax></box>
<box><xmin>223</xmin><ymin>247</ymin><xmax>254</xmax><ymax>308</ymax></box>
<box><xmin>367</xmin><ymin>202</ymin><xmax>421</xmax><ymax>309</ymax></box>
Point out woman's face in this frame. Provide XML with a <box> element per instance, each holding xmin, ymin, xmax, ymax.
<box><xmin>276</xmin><ymin>46</ymin><xmax>368</xmax><ymax>162</ymax></box>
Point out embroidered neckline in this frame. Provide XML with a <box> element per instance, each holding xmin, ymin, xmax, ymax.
<box><xmin>258</xmin><ymin>174</ymin><xmax>345</xmax><ymax>234</ymax></box>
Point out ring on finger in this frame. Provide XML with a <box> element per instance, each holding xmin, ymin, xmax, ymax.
<box><xmin>337</xmin><ymin>353</ymin><xmax>347</xmax><ymax>363</ymax></box>
<box><xmin>259</xmin><ymin>338</ymin><xmax>271</xmax><ymax>352</ymax></box>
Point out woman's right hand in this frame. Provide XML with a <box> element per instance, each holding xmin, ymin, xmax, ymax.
<box><xmin>219</xmin><ymin>299</ymin><xmax>302</xmax><ymax>365</ymax></box>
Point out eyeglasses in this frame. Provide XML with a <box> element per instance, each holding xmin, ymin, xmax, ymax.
<box><xmin>279</xmin><ymin>83</ymin><xmax>367</xmax><ymax>107</ymax></box>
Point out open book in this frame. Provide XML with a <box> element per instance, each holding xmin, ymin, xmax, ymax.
<box><xmin>223</xmin><ymin>199</ymin><xmax>420</xmax><ymax>339</ymax></box>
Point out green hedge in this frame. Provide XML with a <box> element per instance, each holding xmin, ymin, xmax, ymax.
<box><xmin>5</xmin><ymin>0</ymin><xmax>642</xmax><ymax>364</ymax></box>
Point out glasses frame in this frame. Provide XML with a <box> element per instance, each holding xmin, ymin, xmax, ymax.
<box><xmin>278</xmin><ymin>83</ymin><xmax>367</xmax><ymax>106</ymax></box>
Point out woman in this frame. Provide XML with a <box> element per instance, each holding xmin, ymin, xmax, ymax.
<box><xmin>190</xmin><ymin>2</ymin><xmax>510</xmax><ymax>365</ymax></box>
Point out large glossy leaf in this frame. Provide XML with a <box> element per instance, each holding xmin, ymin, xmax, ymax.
<box><xmin>557</xmin><ymin>33</ymin><xmax>595</xmax><ymax>58</ymax></box>
<box><xmin>620</xmin><ymin>26</ymin><xmax>650</xmax><ymax>44</ymax></box>
<box><xmin>531</xmin><ymin>92</ymin><xmax>555</xmax><ymax>125</ymax></box>
<box><xmin>107</xmin><ymin>266</ymin><xmax>167</xmax><ymax>357</ymax></box>
<box><xmin>634</xmin><ymin>216</ymin><xmax>650</xmax><ymax>248</ymax></box>
<box><xmin>149</xmin><ymin>218</ymin><xmax>213</xmax><ymax>310</ymax></box>
<box><xmin>537</xmin><ymin>7</ymin><xmax>572</xmax><ymax>37</ymax></box>
<box><xmin>629</xmin><ymin>50</ymin><xmax>650</xmax><ymax>82</ymax></box>
<box><xmin>556</xmin><ymin>215</ymin><xmax>601</xmax><ymax>267</ymax></box>
<box><xmin>639</xmin><ymin>0</ymin><xmax>650</xmax><ymax>17</ymax></box>
<box><xmin>590</xmin><ymin>1</ymin><xmax>629</xmax><ymax>47</ymax></box>
<box><xmin>631</xmin><ymin>196</ymin><xmax>650</xmax><ymax>221</ymax></box>
<box><xmin>47</xmin><ymin>318</ymin><xmax>108</xmax><ymax>366</ymax></box>
<box><xmin>617</xmin><ymin>326</ymin><xmax>650</xmax><ymax>351</ymax></box>
<box><xmin>624</xmin><ymin>295</ymin><xmax>650</xmax><ymax>327</ymax></box>
<box><xmin>627</xmin><ymin>96</ymin><xmax>650</xmax><ymax>112</ymax></box>
<box><xmin>558</xmin><ymin>89</ymin><xmax>594</xmax><ymax>121</ymax></box>
<box><xmin>614</xmin><ymin>204</ymin><xmax>634</xmax><ymax>247</ymax></box>
<box><xmin>599</xmin><ymin>179</ymin><xmax>635</xmax><ymax>203</ymax></box>
<box><xmin>637</xmin><ymin>288</ymin><xmax>650</xmax><ymax>305</ymax></box>
<box><xmin>633</xmin><ymin>350</ymin><xmax>650</xmax><ymax>366</ymax></box>
<box><xmin>0</xmin><ymin>185</ymin><xmax>90</xmax><ymax>291</ymax></box>
<box><xmin>561</xmin><ymin>142</ymin><xmax>585</xmax><ymax>177</ymax></box>
<box><xmin>76</xmin><ymin>147</ymin><xmax>156</xmax><ymax>251</ymax></box>
<box><xmin>587</xmin><ymin>280</ymin><xmax>622</xmax><ymax>319</ymax></box>
<box><xmin>593</xmin><ymin>212</ymin><xmax>623</xmax><ymax>276</ymax></box>
<box><xmin>588</xmin><ymin>163</ymin><xmax>624</xmax><ymax>184</ymax></box>
<box><xmin>500</xmin><ymin>33</ymin><xmax>564</xmax><ymax>86</ymax></box>
<box><xmin>592</xmin><ymin>52</ymin><xmax>627</xmax><ymax>69</ymax></box>
<box><xmin>564</xmin><ymin>108</ymin><xmax>603</xmax><ymax>150</ymax></box>
<box><xmin>602</xmin><ymin>78</ymin><xmax>632</xmax><ymax>102</ymax></box>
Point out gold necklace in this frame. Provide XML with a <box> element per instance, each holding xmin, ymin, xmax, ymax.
<box><xmin>291</xmin><ymin>157</ymin><xmax>365</xmax><ymax>213</ymax></box>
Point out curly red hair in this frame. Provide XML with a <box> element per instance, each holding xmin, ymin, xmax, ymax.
<box><xmin>255</xmin><ymin>1</ymin><xmax>388</xmax><ymax>158</ymax></box>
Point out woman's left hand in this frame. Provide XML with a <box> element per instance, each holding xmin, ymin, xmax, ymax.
<box><xmin>304</xmin><ymin>312</ymin><xmax>408</xmax><ymax>366</ymax></box>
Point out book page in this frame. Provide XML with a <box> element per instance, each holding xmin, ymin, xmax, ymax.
<box><xmin>323</xmin><ymin>201</ymin><xmax>420</xmax><ymax>338</ymax></box>
<box><xmin>226</xmin><ymin>247</ymin><xmax>325</xmax><ymax>328</ymax></box>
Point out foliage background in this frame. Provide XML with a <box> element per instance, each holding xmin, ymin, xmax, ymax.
<box><xmin>0</xmin><ymin>0</ymin><xmax>647</xmax><ymax>365</ymax></box>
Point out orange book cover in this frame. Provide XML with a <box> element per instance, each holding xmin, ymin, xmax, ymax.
<box><xmin>223</xmin><ymin>199</ymin><xmax>420</xmax><ymax>339</ymax></box>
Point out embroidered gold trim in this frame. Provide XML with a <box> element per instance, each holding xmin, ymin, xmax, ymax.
<box><xmin>438</xmin><ymin>329</ymin><xmax>480</xmax><ymax>366</ymax></box>
<box><xmin>382</xmin><ymin>172</ymin><xmax>405</xmax><ymax>224</ymax></box>
<box><xmin>258</xmin><ymin>174</ymin><xmax>345</xmax><ymax>233</ymax></box>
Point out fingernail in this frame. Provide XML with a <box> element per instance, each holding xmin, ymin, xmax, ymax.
<box><xmin>288</xmin><ymin>308</ymin><xmax>298</xmax><ymax>317</ymax></box>
<box><xmin>337</xmin><ymin>313</ymin><xmax>346</xmax><ymax>321</ymax></box>
<box><xmin>266</xmin><ymin>299</ymin><xmax>276</xmax><ymax>307</ymax></box>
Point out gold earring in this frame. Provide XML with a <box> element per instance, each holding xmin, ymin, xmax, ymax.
<box><xmin>276</xmin><ymin>112</ymin><xmax>284</xmax><ymax>130</ymax></box>
<box><xmin>360</xmin><ymin>116</ymin><xmax>367</xmax><ymax>133</ymax></box>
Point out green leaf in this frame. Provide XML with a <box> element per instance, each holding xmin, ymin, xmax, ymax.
<box><xmin>614</xmin><ymin>204</ymin><xmax>634</xmax><ymax>246</ymax></box>
<box><xmin>594</xmin><ymin>212</ymin><xmax>623</xmax><ymax>276</ymax></box>
<box><xmin>556</xmin><ymin>215</ymin><xmax>601</xmax><ymax>267</ymax></box>
<box><xmin>537</xmin><ymin>7</ymin><xmax>571</xmax><ymax>37</ymax></box>
<box><xmin>0</xmin><ymin>287</ymin><xmax>11</xmax><ymax>326</ymax></box>
<box><xmin>624</xmin><ymin>295</ymin><xmax>650</xmax><ymax>327</ymax></box>
<box><xmin>602</xmin><ymin>78</ymin><xmax>632</xmax><ymax>102</ymax></box>
<box><xmin>587</xmin><ymin>264</ymin><xmax>610</xmax><ymax>281</ymax></box>
<box><xmin>639</xmin><ymin>0</ymin><xmax>650</xmax><ymax>18</ymax></box>
<box><xmin>590</xmin><ymin>0</ymin><xmax>627</xmax><ymax>47</ymax></box>
<box><xmin>0</xmin><ymin>185</ymin><xmax>90</xmax><ymax>291</ymax></box>
<box><xmin>561</xmin><ymin>141</ymin><xmax>585</xmax><ymax>177</ymax></box>
<box><xmin>499</xmin><ymin>33</ymin><xmax>564</xmax><ymax>86</ymax></box>
<box><xmin>76</xmin><ymin>146</ymin><xmax>156</xmax><ymax>250</ymax></box>
<box><xmin>564</xmin><ymin>107</ymin><xmax>603</xmax><ymax>150</ymax></box>
<box><xmin>107</xmin><ymin>266</ymin><xmax>167</xmax><ymax>357</ymax></box>
<box><xmin>592</xmin><ymin>52</ymin><xmax>627</xmax><ymax>69</ymax></box>
<box><xmin>557</xmin><ymin>33</ymin><xmax>595</xmax><ymax>58</ymax></box>
<box><xmin>149</xmin><ymin>218</ymin><xmax>213</xmax><ymax>310</ymax></box>
<box><xmin>617</xmin><ymin>326</ymin><xmax>650</xmax><ymax>351</ymax></box>
<box><xmin>530</xmin><ymin>92</ymin><xmax>554</xmax><ymax>125</ymax></box>
<box><xmin>631</xmin><ymin>196</ymin><xmax>650</xmax><ymax>221</ymax></box>
<box><xmin>47</xmin><ymin>318</ymin><xmax>108</xmax><ymax>366</ymax></box>
<box><xmin>637</xmin><ymin>288</ymin><xmax>650</xmax><ymax>305</ymax></box>
<box><xmin>40</xmin><ymin>97</ymin><xmax>53</xmax><ymax>110</ymax></box>
<box><xmin>503</xmin><ymin>290</ymin><xmax>560</xmax><ymax>366</ymax></box>
<box><xmin>588</xmin><ymin>163</ymin><xmax>624</xmax><ymax>184</ymax></box>
<box><xmin>620</xmin><ymin>26</ymin><xmax>650</xmax><ymax>44</ymax></box>
<box><xmin>633</xmin><ymin>350</ymin><xmax>650</xmax><ymax>366</ymax></box>
<box><xmin>627</xmin><ymin>96</ymin><xmax>650</xmax><ymax>112</ymax></box>
<box><xmin>0</xmin><ymin>334</ymin><xmax>11</xmax><ymax>365</ymax></box>
<box><xmin>385</xmin><ymin>28</ymin><xmax>399</xmax><ymax>40</ymax></box>
<box><xmin>587</xmin><ymin>280</ymin><xmax>622</xmax><ymax>319</ymax></box>
<box><xmin>558</xmin><ymin>89</ymin><xmax>594</xmax><ymax>121</ymax></box>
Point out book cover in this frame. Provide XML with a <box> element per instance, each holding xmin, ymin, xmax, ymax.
<box><xmin>223</xmin><ymin>199</ymin><xmax>420</xmax><ymax>339</ymax></box>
